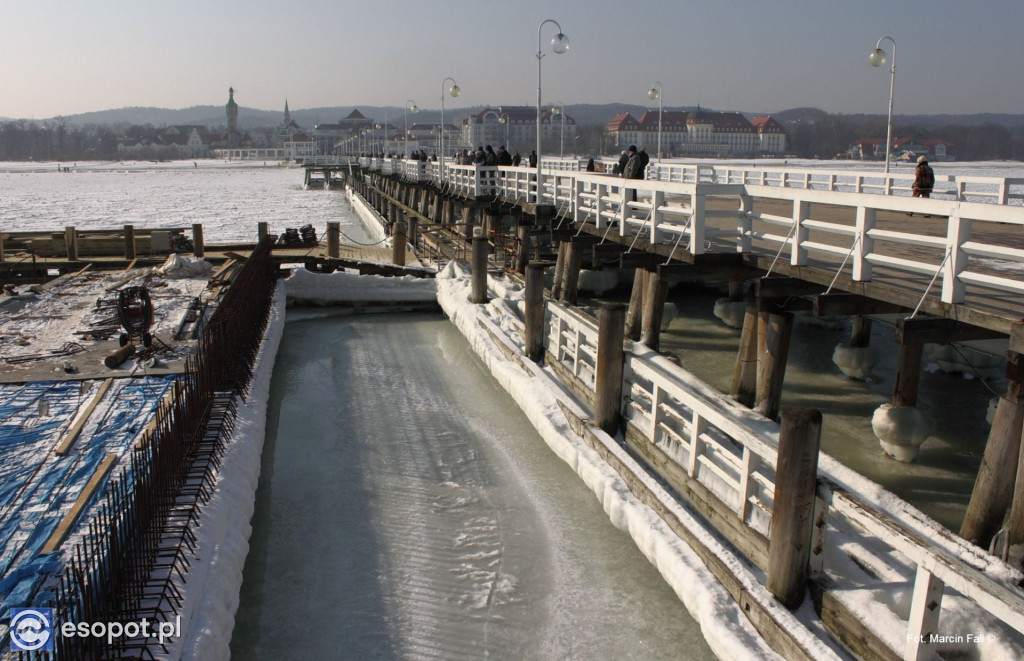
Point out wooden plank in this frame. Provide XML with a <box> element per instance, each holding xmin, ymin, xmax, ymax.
<box><xmin>40</xmin><ymin>453</ymin><xmax>119</xmax><ymax>554</ymax></box>
<box><xmin>28</xmin><ymin>263</ymin><xmax>92</xmax><ymax>294</ymax></box>
<box><xmin>897</xmin><ymin>317</ymin><xmax>1008</xmax><ymax>345</ymax></box>
<box><xmin>810</xmin><ymin>579</ymin><xmax>901</xmax><ymax>661</ymax></box>
<box><xmin>813</xmin><ymin>293</ymin><xmax>908</xmax><ymax>316</ymax></box>
<box><xmin>53</xmin><ymin>378</ymin><xmax>113</xmax><ymax>456</ymax></box>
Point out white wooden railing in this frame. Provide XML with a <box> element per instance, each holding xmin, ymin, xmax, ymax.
<box><xmin>539</xmin><ymin>298</ymin><xmax>1024</xmax><ymax>660</ymax></box>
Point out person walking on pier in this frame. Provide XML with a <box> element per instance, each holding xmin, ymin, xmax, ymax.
<box><xmin>529</xmin><ymin>150</ymin><xmax>537</xmax><ymax>167</ymax></box>
<box><xmin>485</xmin><ymin>145</ymin><xmax>497</xmax><ymax>166</ymax></box>
<box><xmin>512</xmin><ymin>151</ymin><xmax>522</xmax><ymax>166</ymax></box>
<box><xmin>913</xmin><ymin>155</ymin><xmax>934</xmax><ymax>198</ymax></box>
<box><xmin>908</xmin><ymin>155</ymin><xmax>935</xmax><ymax>217</ymax></box>
<box><xmin>497</xmin><ymin>145</ymin><xmax>513</xmax><ymax>166</ymax></box>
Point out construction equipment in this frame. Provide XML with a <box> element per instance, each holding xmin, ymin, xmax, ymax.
<box><xmin>116</xmin><ymin>286</ymin><xmax>155</xmax><ymax>348</ymax></box>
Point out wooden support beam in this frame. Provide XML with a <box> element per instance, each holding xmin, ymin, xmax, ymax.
<box><xmin>731</xmin><ymin>287</ymin><xmax>759</xmax><ymax>407</ymax></box>
<box><xmin>54</xmin><ymin>378</ymin><xmax>113</xmax><ymax>456</ymax></box>
<box><xmin>624</xmin><ymin>269</ymin><xmax>646</xmax><ymax>341</ymax></box>
<box><xmin>756</xmin><ymin>311</ymin><xmax>794</xmax><ymax>421</ymax></box>
<box><xmin>620</xmin><ymin>252</ymin><xmax>664</xmax><ymax>269</ymax></box>
<box><xmin>592</xmin><ymin>243</ymin><xmax>626</xmax><ymax>264</ymax></box>
<box><xmin>813</xmin><ymin>293</ymin><xmax>907</xmax><ymax>317</ymax></box>
<box><xmin>893</xmin><ymin>342</ymin><xmax>924</xmax><ymax>407</ymax></box>
<box><xmin>897</xmin><ymin>317</ymin><xmax>1008</xmax><ymax>345</ymax></box>
<box><xmin>524</xmin><ymin>264</ymin><xmax>546</xmax><ymax>362</ymax></box>
<box><xmin>40</xmin><ymin>454</ymin><xmax>119</xmax><ymax>554</ymax></box>
<box><xmin>640</xmin><ymin>268</ymin><xmax>669</xmax><ymax>351</ymax></box>
<box><xmin>756</xmin><ymin>276</ymin><xmax>824</xmax><ymax>299</ymax></box>
<box><xmin>561</xmin><ymin>241</ymin><xmax>584</xmax><ymax>305</ymax></box>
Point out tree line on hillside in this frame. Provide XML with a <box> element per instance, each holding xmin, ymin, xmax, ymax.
<box><xmin>2</xmin><ymin>115</ymin><xmax>1023</xmax><ymax>162</ymax></box>
<box><xmin>786</xmin><ymin>114</ymin><xmax>1024</xmax><ymax>161</ymax></box>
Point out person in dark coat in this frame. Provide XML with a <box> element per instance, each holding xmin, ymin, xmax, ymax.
<box><xmin>497</xmin><ymin>145</ymin><xmax>513</xmax><ymax>166</ymax></box>
<box><xmin>637</xmin><ymin>146</ymin><xmax>650</xmax><ymax>177</ymax></box>
<box><xmin>512</xmin><ymin>151</ymin><xmax>522</xmax><ymax>166</ymax></box>
<box><xmin>585</xmin><ymin>157</ymin><xmax>595</xmax><ymax>172</ymax></box>
<box><xmin>912</xmin><ymin>155</ymin><xmax>934</xmax><ymax>198</ymax></box>
<box><xmin>909</xmin><ymin>154</ymin><xmax>936</xmax><ymax>217</ymax></box>
<box><xmin>484</xmin><ymin>145</ymin><xmax>497</xmax><ymax>166</ymax></box>
<box><xmin>528</xmin><ymin>150</ymin><xmax>537</xmax><ymax>167</ymax></box>
<box><xmin>617</xmin><ymin>147</ymin><xmax>634</xmax><ymax>177</ymax></box>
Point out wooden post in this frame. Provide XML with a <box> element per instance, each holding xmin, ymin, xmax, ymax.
<box><xmin>123</xmin><ymin>224</ymin><xmax>136</xmax><ymax>260</ymax></box>
<box><xmin>767</xmin><ymin>407</ymin><xmax>822</xmax><ymax>610</ymax></box>
<box><xmin>850</xmin><ymin>315</ymin><xmax>872</xmax><ymax>348</ymax></box>
<box><xmin>471</xmin><ymin>229</ymin><xmax>489</xmax><ymax>304</ymax></box>
<box><xmin>551</xmin><ymin>241</ymin><xmax>567</xmax><ymax>300</ymax></box>
<box><xmin>640</xmin><ymin>268</ymin><xmax>669</xmax><ymax>351</ymax></box>
<box><xmin>893</xmin><ymin>343</ymin><xmax>924</xmax><ymax>408</ymax></box>
<box><xmin>192</xmin><ymin>223</ymin><xmax>205</xmax><ymax>258</ymax></box>
<box><xmin>524</xmin><ymin>264</ymin><xmax>546</xmax><ymax>362</ymax></box>
<box><xmin>624</xmin><ymin>269</ymin><xmax>646</xmax><ymax>341</ymax></box>
<box><xmin>258</xmin><ymin>221</ymin><xmax>268</xmax><ymax>242</ymax></box>
<box><xmin>730</xmin><ymin>286</ymin><xmax>759</xmax><ymax>407</ymax></box>
<box><xmin>595</xmin><ymin>303</ymin><xmax>626</xmax><ymax>436</ymax></box>
<box><xmin>561</xmin><ymin>241</ymin><xmax>583</xmax><ymax>305</ymax></box>
<box><xmin>961</xmin><ymin>358</ymin><xmax>1024</xmax><ymax>548</ymax></box>
<box><xmin>392</xmin><ymin>221</ymin><xmax>407</xmax><ymax>267</ymax></box>
<box><xmin>756</xmin><ymin>310</ymin><xmax>794</xmax><ymax>421</ymax></box>
<box><xmin>326</xmin><ymin>222</ymin><xmax>340</xmax><ymax>258</ymax></box>
<box><xmin>1009</xmin><ymin>421</ymin><xmax>1024</xmax><ymax>546</ymax></box>
<box><xmin>65</xmin><ymin>226</ymin><xmax>78</xmax><ymax>261</ymax></box>
<box><xmin>516</xmin><ymin>223</ymin><xmax>531</xmax><ymax>272</ymax></box>
<box><xmin>408</xmin><ymin>216</ymin><xmax>418</xmax><ymax>248</ymax></box>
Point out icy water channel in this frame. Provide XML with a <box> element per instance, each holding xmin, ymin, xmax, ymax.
<box><xmin>230</xmin><ymin>311</ymin><xmax>716</xmax><ymax>660</ymax></box>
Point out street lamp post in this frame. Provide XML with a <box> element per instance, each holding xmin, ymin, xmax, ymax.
<box><xmin>869</xmin><ymin>36</ymin><xmax>896</xmax><ymax>174</ymax></box>
<box><xmin>536</xmin><ymin>19</ymin><xmax>570</xmax><ymax>202</ymax></box>
<box><xmin>552</xmin><ymin>103</ymin><xmax>566</xmax><ymax>158</ymax></box>
<box><xmin>404</xmin><ymin>100</ymin><xmax>419</xmax><ymax>159</ymax></box>
<box><xmin>648</xmin><ymin>82</ymin><xmax>663</xmax><ymax>163</ymax></box>
<box><xmin>440</xmin><ymin>76</ymin><xmax>461</xmax><ymax>176</ymax></box>
<box><xmin>498</xmin><ymin>113</ymin><xmax>511</xmax><ymax>149</ymax></box>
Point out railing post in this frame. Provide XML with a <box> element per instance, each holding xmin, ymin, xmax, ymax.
<box><xmin>904</xmin><ymin>565</ymin><xmax>945</xmax><ymax>660</ymax></box>
<box><xmin>690</xmin><ymin>192</ymin><xmax>706</xmax><ymax>255</ymax></box>
<box><xmin>853</xmin><ymin>206</ymin><xmax>875</xmax><ymax>281</ymax></box>
<box><xmin>791</xmin><ymin>200</ymin><xmax>809</xmax><ymax>266</ymax></box>
<box><xmin>767</xmin><ymin>407</ymin><xmax>822</xmax><ymax>610</ymax></box>
<box><xmin>595</xmin><ymin>303</ymin><xmax>626</xmax><ymax>436</ymax></box>
<box><xmin>524</xmin><ymin>264</ymin><xmax>546</xmax><ymax>362</ymax></box>
<box><xmin>471</xmin><ymin>227</ymin><xmax>489</xmax><ymax>304</ymax></box>
<box><xmin>737</xmin><ymin>194</ymin><xmax>753</xmax><ymax>253</ymax></box>
<box><xmin>942</xmin><ymin>212</ymin><xmax>971</xmax><ymax>304</ymax></box>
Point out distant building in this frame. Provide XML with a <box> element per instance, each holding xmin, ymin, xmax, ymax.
<box><xmin>312</xmin><ymin>109</ymin><xmax>374</xmax><ymax>155</ymax></box>
<box><xmin>282</xmin><ymin>132</ymin><xmax>316</xmax><ymax>160</ymax></box>
<box><xmin>117</xmin><ymin>125</ymin><xmax>211</xmax><ymax>159</ymax></box>
<box><xmin>850</xmin><ymin>137</ymin><xmax>954</xmax><ymax>162</ymax></box>
<box><xmin>225</xmin><ymin>87</ymin><xmax>239</xmax><ymax>148</ymax></box>
<box><xmin>604</xmin><ymin>109</ymin><xmax>785</xmax><ymax>157</ymax></box>
<box><xmin>462</xmin><ymin>106</ymin><xmax>576</xmax><ymax>155</ymax></box>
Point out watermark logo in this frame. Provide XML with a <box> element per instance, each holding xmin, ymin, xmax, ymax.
<box><xmin>9</xmin><ymin>608</ymin><xmax>54</xmax><ymax>651</ymax></box>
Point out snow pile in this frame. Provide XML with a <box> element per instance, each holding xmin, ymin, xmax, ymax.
<box><xmin>924</xmin><ymin>343</ymin><xmax>1005</xmax><ymax>380</ymax></box>
<box><xmin>870</xmin><ymin>404</ymin><xmax>932</xmax><ymax>462</ymax></box>
<box><xmin>284</xmin><ymin>268</ymin><xmax>436</xmax><ymax>304</ymax></box>
<box><xmin>832</xmin><ymin>343</ymin><xmax>876</xmax><ymax>380</ymax></box>
<box><xmin>712</xmin><ymin>298</ymin><xmax>745</xmax><ymax>328</ymax></box>
<box><xmin>156</xmin><ymin>254</ymin><xmax>214</xmax><ymax>279</ymax></box>
<box><xmin>174</xmin><ymin>282</ymin><xmax>286</xmax><ymax>660</ymax></box>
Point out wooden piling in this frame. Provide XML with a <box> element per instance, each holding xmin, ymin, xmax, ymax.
<box><xmin>730</xmin><ymin>286</ymin><xmax>759</xmax><ymax>407</ymax></box>
<box><xmin>551</xmin><ymin>241</ymin><xmax>567</xmax><ymax>300</ymax></box>
<box><xmin>893</xmin><ymin>342</ymin><xmax>923</xmax><ymax>408</ymax></box>
<box><xmin>961</xmin><ymin>356</ymin><xmax>1024</xmax><ymax>548</ymax></box>
<box><xmin>258</xmin><ymin>221</ymin><xmax>268</xmax><ymax>242</ymax></box>
<box><xmin>471</xmin><ymin>229</ymin><xmax>489</xmax><ymax>304</ymax></box>
<box><xmin>192</xmin><ymin>223</ymin><xmax>205</xmax><ymax>258</ymax></box>
<box><xmin>595</xmin><ymin>303</ymin><xmax>626</xmax><ymax>436</ymax></box>
<box><xmin>851</xmin><ymin>315</ymin><xmax>872</xmax><ymax>348</ymax></box>
<box><xmin>391</xmin><ymin>221</ymin><xmax>407</xmax><ymax>267</ymax></box>
<box><xmin>516</xmin><ymin>223</ymin><xmax>532</xmax><ymax>272</ymax></box>
<box><xmin>756</xmin><ymin>310</ymin><xmax>794</xmax><ymax>421</ymax></box>
<box><xmin>561</xmin><ymin>240</ymin><xmax>583</xmax><ymax>305</ymax></box>
<box><xmin>326</xmin><ymin>222</ymin><xmax>340</xmax><ymax>258</ymax></box>
<box><xmin>65</xmin><ymin>226</ymin><xmax>78</xmax><ymax>261</ymax></box>
<box><xmin>524</xmin><ymin>264</ymin><xmax>546</xmax><ymax>362</ymax></box>
<box><xmin>767</xmin><ymin>407</ymin><xmax>822</xmax><ymax>610</ymax></box>
<box><xmin>640</xmin><ymin>268</ymin><xmax>669</xmax><ymax>351</ymax></box>
<box><xmin>123</xmin><ymin>224</ymin><xmax>136</xmax><ymax>260</ymax></box>
<box><xmin>624</xmin><ymin>269</ymin><xmax>646</xmax><ymax>341</ymax></box>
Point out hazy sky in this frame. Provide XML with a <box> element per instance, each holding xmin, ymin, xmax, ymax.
<box><xmin>2</xmin><ymin>0</ymin><xmax>1021</xmax><ymax>120</ymax></box>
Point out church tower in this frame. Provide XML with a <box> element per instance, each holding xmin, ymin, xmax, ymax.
<box><xmin>226</xmin><ymin>87</ymin><xmax>239</xmax><ymax>148</ymax></box>
<box><xmin>283</xmin><ymin>99</ymin><xmax>291</xmax><ymax>127</ymax></box>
